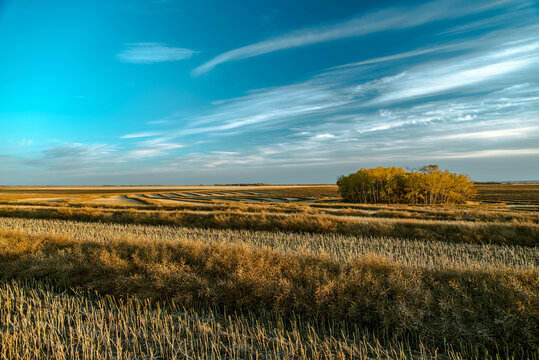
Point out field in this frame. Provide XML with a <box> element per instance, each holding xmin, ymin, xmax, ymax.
<box><xmin>0</xmin><ymin>183</ymin><xmax>537</xmax><ymax>359</ymax></box>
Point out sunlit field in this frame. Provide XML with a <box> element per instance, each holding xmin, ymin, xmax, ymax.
<box><xmin>4</xmin><ymin>0</ymin><xmax>539</xmax><ymax>358</ymax></box>
<box><xmin>0</xmin><ymin>184</ymin><xmax>537</xmax><ymax>359</ymax></box>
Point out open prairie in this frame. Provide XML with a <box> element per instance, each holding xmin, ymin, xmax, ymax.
<box><xmin>5</xmin><ymin>0</ymin><xmax>539</xmax><ymax>358</ymax></box>
<box><xmin>0</xmin><ymin>183</ymin><xmax>537</xmax><ymax>359</ymax></box>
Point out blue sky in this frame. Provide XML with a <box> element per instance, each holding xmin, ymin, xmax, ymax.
<box><xmin>1</xmin><ymin>0</ymin><xmax>538</xmax><ymax>185</ymax></box>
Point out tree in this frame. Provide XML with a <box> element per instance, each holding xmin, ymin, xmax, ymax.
<box><xmin>337</xmin><ymin>166</ymin><xmax>476</xmax><ymax>204</ymax></box>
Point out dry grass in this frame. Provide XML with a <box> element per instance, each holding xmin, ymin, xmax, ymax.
<box><xmin>1</xmin><ymin>184</ymin><xmax>538</xmax><ymax>358</ymax></box>
<box><xmin>2</xmin><ymin>196</ymin><xmax>537</xmax><ymax>223</ymax></box>
<box><xmin>1</xmin><ymin>217</ymin><xmax>536</xmax><ymax>270</ymax></box>
<box><xmin>0</xmin><ymin>204</ymin><xmax>536</xmax><ymax>247</ymax></box>
<box><xmin>0</xmin><ymin>229</ymin><xmax>537</xmax><ymax>356</ymax></box>
<box><xmin>3</xmin><ymin>280</ymin><xmax>518</xmax><ymax>360</ymax></box>
<box><xmin>476</xmin><ymin>183</ymin><xmax>539</xmax><ymax>204</ymax></box>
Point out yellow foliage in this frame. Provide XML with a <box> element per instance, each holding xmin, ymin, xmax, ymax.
<box><xmin>337</xmin><ymin>165</ymin><xmax>476</xmax><ymax>204</ymax></box>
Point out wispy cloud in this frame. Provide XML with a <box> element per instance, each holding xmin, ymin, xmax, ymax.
<box><xmin>10</xmin><ymin>11</ymin><xmax>539</xmax><ymax>182</ymax></box>
<box><xmin>439</xmin><ymin>5</ymin><xmax>537</xmax><ymax>36</ymax></box>
<box><xmin>330</xmin><ymin>47</ymin><xmax>448</xmax><ymax>70</ymax></box>
<box><xmin>370</xmin><ymin>57</ymin><xmax>534</xmax><ymax>105</ymax></box>
<box><xmin>120</xmin><ymin>132</ymin><xmax>160</xmax><ymax>139</ymax></box>
<box><xmin>78</xmin><ymin>23</ymin><xmax>539</xmax><ymax>174</ymax></box>
<box><xmin>313</xmin><ymin>133</ymin><xmax>335</xmax><ymax>140</ymax></box>
<box><xmin>125</xmin><ymin>137</ymin><xmax>184</xmax><ymax>158</ymax></box>
<box><xmin>338</xmin><ymin>33</ymin><xmax>539</xmax><ymax>106</ymax></box>
<box><xmin>191</xmin><ymin>0</ymin><xmax>523</xmax><ymax>75</ymax></box>
<box><xmin>165</xmin><ymin>31</ymin><xmax>535</xmax><ymax>141</ymax></box>
<box><xmin>140</xmin><ymin>26</ymin><xmax>539</xmax><ymax>170</ymax></box>
<box><xmin>117</xmin><ymin>43</ymin><xmax>198</xmax><ymax>64</ymax></box>
<box><xmin>41</xmin><ymin>143</ymin><xmax>115</xmax><ymax>160</ymax></box>
<box><xmin>436</xmin><ymin>127</ymin><xmax>538</xmax><ymax>140</ymax></box>
<box><xmin>21</xmin><ymin>143</ymin><xmax>119</xmax><ymax>172</ymax></box>
<box><xmin>435</xmin><ymin>149</ymin><xmax>539</xmax><ymax>159</ymax></box>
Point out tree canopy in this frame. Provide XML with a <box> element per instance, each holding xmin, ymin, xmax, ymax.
<box><xmin>337</xmin><ymin>165</ymin><xmax>476</xmax><ymax>204</ymax></box>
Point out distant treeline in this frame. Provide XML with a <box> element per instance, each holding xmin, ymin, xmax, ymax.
<box><xmin>214</xmin><ymin>183</ymin><xmax>268</xmax><ymax>186</ymax></box>
<box><xmin>337</xmin><ymin>165</ymin><xmax>476</xmax><ymax>204</ymax></box>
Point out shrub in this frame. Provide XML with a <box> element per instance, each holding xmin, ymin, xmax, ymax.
<box><xmin>337</xmin><ymin>165</ymin><xmax>476</xmax><ymax>204</ymax></box>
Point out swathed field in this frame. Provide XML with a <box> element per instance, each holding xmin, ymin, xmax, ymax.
<box><xmin>0</xmin><ymin>184</ymin><xmax>537</xmax><ymax>359</ymax></box>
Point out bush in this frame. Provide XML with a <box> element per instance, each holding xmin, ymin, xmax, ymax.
<box><xmin>337</xmin><ymin>165</ymin><xmax>476</xmax><ymax>204</ymax></box>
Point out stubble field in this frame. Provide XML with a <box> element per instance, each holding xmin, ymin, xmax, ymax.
<box><xmin>0</xmin><ymin>183</ymin><xmax>537</xmax><ymax>359</ymax></box>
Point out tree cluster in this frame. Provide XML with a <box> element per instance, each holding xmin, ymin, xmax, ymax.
<box><xmin>337</xmin><ymin>165</ymin><xmax>476</xmax><ymax>204</ymax></box>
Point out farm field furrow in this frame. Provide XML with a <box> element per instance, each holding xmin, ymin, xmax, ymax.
<box><xmin>1</xmin><ymin>216</ymin><xmax>537</xmax><ymax>270</ymax></box>
<box><xmin>0</xmin><ymin>202</ymin><xmax>536</xmax><ymax>247</ymax></box>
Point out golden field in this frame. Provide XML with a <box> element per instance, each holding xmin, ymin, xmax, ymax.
<box><xmin>0</xmin><ymin>183</ymin><xmax>537</xmax><ymax>359</ymax></box>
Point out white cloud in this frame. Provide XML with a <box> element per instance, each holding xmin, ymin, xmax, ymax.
<box><xmin>313</xmin><ymin>133</ymin><xmax>336</xmax><ymax>140</ymax></box>
<box><xmin>331</xmin><ymin>46</ymin><xmax>451</xmax><ymax>70</ymax></box>
<box><xmin>176</xmin><ymin>32</ymin><xmax>539</xmax><ymax>143</ymax></box>
<box><xmin>42</xmin><ymin>143</ymin><xmax>116</xmax><ymax>159</ymax></box>
<box><xmin>127</xmin><ymin>149</ymin><xmax>163</xmax><ymax>158</ymax></box>
<box><xmin>436</xmin><ymin>127</ymin><xmax>538</xmax><ymax>140</ymax></box>
<box><xmin>112</xmin><ymin>24</ymin><xmax>535</xmax><ymax>172</ymax></box>
<box><xmin>191</xmin><ymin>0</ymin><xmax>519</xmax><ymax>75</ymax></box>
<box><xmin>168</xmin><ymin>82</ymin><xmax>349</xmax><ymax>136</ymax></box>
<box><xmin>117</xmin><ymin>43</ymin><xmax>198</xmax><ymax>64</ymax></box>
<box><xmin>373</xmin><ymin>58</ymin><xmax>533</xmax><ymax>104</ymax></box>
<box><xmin>13</xmin><ymin>16</ymin><xmax>539</xmax><ymax>178</ymax></box>
<box><xmin>125</xmin><ymin>137</ymin><xmax>185</xmax><ymax>158</ymax></box>
<box><xmin>436</xmin><ymin>149</ymin><xmax>539</xmax><ymax>159</ymax></box>
<box><xmin>120</xmin><ymin>132</ymin><xmax>160</xmax><ymax>139</ymax></box>
<box><xmin>364</xmin><ymin>37</ymin><xmax>539</xmax><ymax>105</ymax></box>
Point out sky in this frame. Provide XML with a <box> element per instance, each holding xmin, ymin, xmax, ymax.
<box><xmin>0</xmin><ymin>0</ymin><xmax>538</xmax><ymax>185</ymax></box>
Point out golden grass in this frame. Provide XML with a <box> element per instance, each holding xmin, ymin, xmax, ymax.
<box><xmin>1</xmin><ymin>229</ymin><xmax>537</xmax><ymax>356</ymax></box>
<box><xmin>1</xmin><ymin>184</ymin><xmax>537</xmax><ymax>358</ymax></box>
<box><xmin>476</xmin><ymin>183</ymin><xmax>539</xmax><ymax>204</ymax></box>
<box><xmin>2</xmin><ymin>197</ymin><xmax>537</xmax><ymax>226</ymax></box>
<box><xmin>1</xmin><ymin>217</ymin><xmax>537</xmax><ymax>270</ymax></box>
<box><xmin>0</xmin><ymin>204</ymin><xmax>536</xmax><ymax>247</ymax></box>
<box><xmin>4</xmin><ymin>280</ymin><xmax>519</xmax><ymax>360</ymax></box>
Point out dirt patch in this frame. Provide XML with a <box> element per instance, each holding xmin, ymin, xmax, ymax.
<box><xmin>16</xmin><ymin>197</ymin><xmax>68</xmax><ymax>203</ymax></box>
<box><xmin>83</xmin><ymin>195</ymin><xmax>143</xmax><ymax>206</ymax></box>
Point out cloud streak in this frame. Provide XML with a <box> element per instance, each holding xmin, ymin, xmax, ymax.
<box><xmin>117</xmin><ymin>43</ymin><xmax>198</xmax><ymax>64</ymax></box>
<box><xmin>125</xmin><ymin>137</ymin><xmax>184</xmax><ymax>158</ymax></box>
<box><xmin>135</xmin><ymin>26</ymin><xmax>539</xmax><ymax>171</ymax></box>
<box><xmin>172</xmin><ymin>32</ymin><xmax>537</xmax><ymax>142</ymax></box>
<box><xmin>8</xmin><ymin>6</ymin><xmax>539</xmax><ymax>183</ymax></box>
<box><xmin>120</xmin><ymin>132</ymin><xmax>160</xmax><ymax>139</ymax></box>
<box><xmin>191</xmin><ymin>0</ymin><xmax>521</xmax><ymax>75</ymax></box>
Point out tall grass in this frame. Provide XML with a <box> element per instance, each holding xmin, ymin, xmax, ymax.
<box><xmin>1</xmin><ymin>229</ymin><xmax>537</xmax><ymax>355</ymax></box>
<box><xmin>3</xmin><ymin>280</ymin><xmax>516</xmax><ymax>360</ymax></box>
<box><xmin>1</xmin><ymin>185</ymin><xmax>537</xmax><ymax>358</ymax></box>
<box><xmin>0</xmin><ymin>205</ymin><xmax>536</xmax><ymax>246</ymax></box>
<box><xmin>1</xmin><ymin>217</ymin><xmax>536</xmax><ymax>270</ymax></box>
